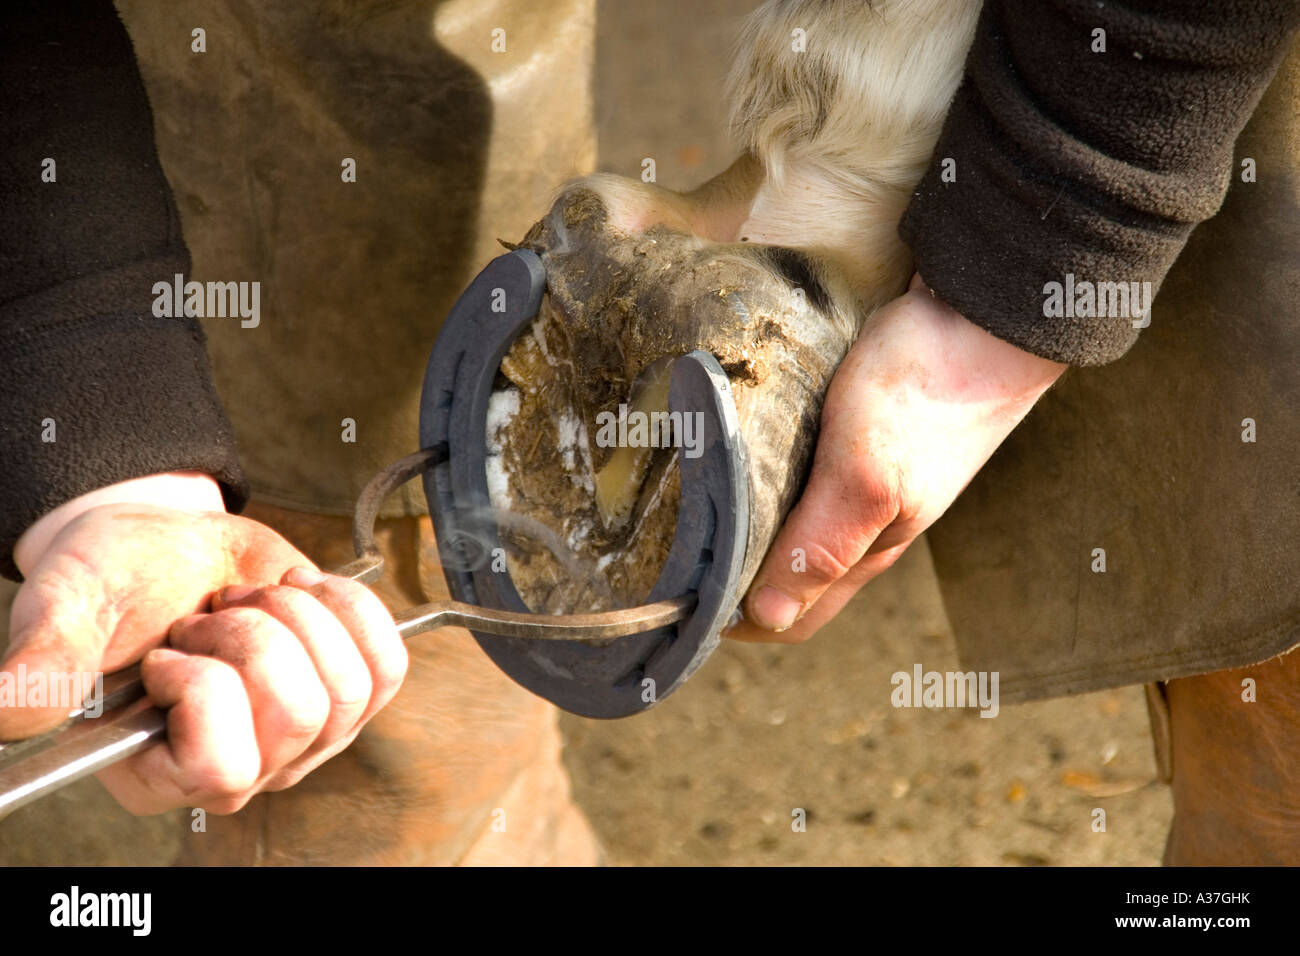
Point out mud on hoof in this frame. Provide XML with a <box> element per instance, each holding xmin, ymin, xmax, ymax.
<box><xmin>485</xmin><ymin>182</ymin><xmax>860</xmax><ymax>614</ymax></box>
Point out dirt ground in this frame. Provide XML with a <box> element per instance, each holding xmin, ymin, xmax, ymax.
<box><xmin>0</xmin><ymin>0</ymin><xmax>1172</xmax><ymax>866</ymax></box>
<box><xmin>561</xmin><ymin>541</ymin><xmax>1172</xmax><ymax>866</ymax></box>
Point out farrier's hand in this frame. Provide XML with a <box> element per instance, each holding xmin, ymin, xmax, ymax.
<box><xmin>1</xmin><ymin>472</ymin><xmax>407</xmax><ymax>814</ymax></box>
<box><xmin>730</xmin><ymin>275</ymin><xmax>1066</xmax><ymax>643</ymax></box>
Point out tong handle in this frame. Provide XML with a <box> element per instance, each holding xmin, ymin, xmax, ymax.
<box><xmin>0</xmin><ymin>594</ymin><xmax>692</xmax><ymax>820</ymax></box>
<box><xmin>0</xmin><ymin>449</ymin><xmax>693</xmax><ymax>819</ymax></box>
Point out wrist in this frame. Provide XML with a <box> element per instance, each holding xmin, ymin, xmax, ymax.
<box><xmin>910</xmin><ymin>276</ymin><xmax>1067</xmax><ymax>409</ymax></box>
<box><xmin>13</xmin><ymin>472</ymin><xmax>226</xmax><ymax>577</ymax></box>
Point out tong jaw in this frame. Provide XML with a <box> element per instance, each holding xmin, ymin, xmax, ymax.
<box><xmin>419</xmin><ymin>250</ymin><xmax>749</xmax><ymax>718</ymax></box>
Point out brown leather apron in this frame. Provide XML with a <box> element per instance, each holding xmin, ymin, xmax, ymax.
<box><xmin>926</xmin><ymin>37</ymin><xmax>1300</xmax><ymax>702</ymax></box>
<box><xmin>112</xmin><ymin>0</ymin><xmax>602</xmax><ymax>864</ymax></box>
<box><xmin>117</xmin><ymin>0</ymin><xmax>598</xmax><ymax>519</ymax></box>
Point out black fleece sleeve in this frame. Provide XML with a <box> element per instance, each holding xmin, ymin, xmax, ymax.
<box><xmin>0</xmin><ymin>0</ymin><xmax>248</xmax><ymax>581</ymax></box>
<box><xmin>898</xmin><ymin>0</ymin><xmax>1300</xmax><ymax>366</ymax></box>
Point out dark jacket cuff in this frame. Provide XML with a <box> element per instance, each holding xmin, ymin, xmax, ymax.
<box><xmin>899</xmin><ymin>0</ymin><xmax>1300</xmax><ymax>366</ymax></box>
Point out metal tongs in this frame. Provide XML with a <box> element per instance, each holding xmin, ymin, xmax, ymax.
<box><xmin>0</xmin><ymin>447</ymin><xmax>694</xmax><ymax>820</ymax></box>
<box><xmin>0</xmin><ymin>247</ymin><xmax>752</xmax><ymax>819</ymax></box>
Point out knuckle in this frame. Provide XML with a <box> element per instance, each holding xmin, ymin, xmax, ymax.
<box><xmin>313</xmin><ymin>579</ymin><xmax>405</xmax><ymax>695</ymax></box>
<box><xmin>187</xmin><ymin>755</ymin><xmax>259</xmax><ymax>802</ymax></box>
<box><xmin>807</xmin><ymin>462</ymin><xmax>903</xmax><ymax>557</ymax></box>
<box><xmin>236</xmin><ymin>583</ymin><xmax>313</xmax><ymax>616</ymax></box>
<box><xmin>214</xmin><ymin>605</ymin><xmax>275</xmax><ymax>634</ymax></box>
<box><xmin>841</xmin><ymin>457</ymin><xmax>901</xmax><ymax>523</ymax></box>
<box><xmin>180</xmin><ymin>663</ymin><xmax>261</xmax><ymax>797</ymax></box>
<box><xmin>314</xmin><ymin>574</ymin><xmax>367</xmax><ymax>603</ymax></box>
<box><xmin>205</xmin><ymin>609</ymin><xmax>277</xmax><ymax>668</ymax></box>
<box><xmin>329</xmin><ymin>664</ymin><xmax>373</xmax><ymax>711</ymax></box>
<box><xmin>797</xmin><ymin>539</ymin><xmax>855</xmax><ymax>585</ymax></box>
<box><xmin>202</xmin><ymin>656</ymin><xmax>245</xmax><ymax>696</ymax></box>
<box><xmin>324</xmin><ymin>577</ymin><xmax>394</xmax><ymax>628</ymax></box>
<box><xmin>371</xmin><ymin>640</ymin><xmax>409</xmax><ymax>698</ymax></box>
<box><xmin>280</xmin><ymin>683</ymin><xmax>331</xmax><ymax>740</ymax></box>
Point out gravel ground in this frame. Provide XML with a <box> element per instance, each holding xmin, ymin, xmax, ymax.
<box><xmin>560</xmin><ymin>540</ymin><xmax>1171</xmax><ymax>866</ymax></box>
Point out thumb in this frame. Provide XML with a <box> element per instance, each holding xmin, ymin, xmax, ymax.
<box><xmin>743</xmin><ymin>454</ymin><xmax>898</xmax><ymax>634</ymax></box>
<box><xmin>0</xmin><ymin>553</ymin><xmax>117</xmax><ymax>739</ymax></box>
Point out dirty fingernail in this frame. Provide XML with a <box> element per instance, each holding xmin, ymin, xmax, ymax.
<box><xmin>168</xmin><ymin>613</ymin><xmax>208</xmax><ymax>638</ymax></box>
<box><xmin>751</xmin><ymin>587</ymin><xmax>802</xmax><ymax>631</ymax></box>
<box><xmin>218</xmin><ymin>585</ymin><xmax>257</xmax><ymax>605</ymax></box>
<box><xmin>285</xmin><ymin>566</ymin><xmax>327</xmax><ymax>589</ymax></box>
